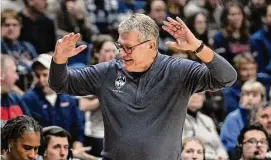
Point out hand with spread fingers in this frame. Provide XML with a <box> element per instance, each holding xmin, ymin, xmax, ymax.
<box><xmin>162</xmin><ymin>17</ymin><xmax>202</xmax><ymax>52</ymax></box>
<box><xmin>54</xmin><ymin>33</ymin><xmax>87</xmax><ymax>63</ymax></box>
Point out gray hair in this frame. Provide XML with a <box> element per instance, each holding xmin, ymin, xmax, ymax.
<box><xmin>250</xmin><ymin>101</ymin><xmax>271</xmax><ymax>125</ymax></box>
<box><xmin>118</xmin><ymin>13</ymin><xmax>159</xmax><ymax>48</ymax></box>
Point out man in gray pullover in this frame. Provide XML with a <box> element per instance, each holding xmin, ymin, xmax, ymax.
<box><xmin>49</xmin><ymin>13</ymin><xmax>237</xmax><ymax>160</ymax></box>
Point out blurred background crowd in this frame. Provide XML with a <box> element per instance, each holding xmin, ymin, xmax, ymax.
<box><xmin>1</xmin><ymin>0</ymin><xmax>271</xmax><ymax>159</ymax></box>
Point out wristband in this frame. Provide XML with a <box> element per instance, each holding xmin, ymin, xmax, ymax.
<box><xmin>192</xmin><ymin>41</ymin><xmax>204</xmax><ymax>54</ymax></box>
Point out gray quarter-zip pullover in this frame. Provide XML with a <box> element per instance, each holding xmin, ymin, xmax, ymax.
<box><xmin>49</xmin><ymin>53</ymin><xmax>237</xmax><ymax>160</ymax></box>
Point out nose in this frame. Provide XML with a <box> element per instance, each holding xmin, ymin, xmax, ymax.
<box><xmin>60</xmin><ymin>147</ymin><xmax>66</xmax><ymax>157</ymax></box>
<box><xmin>28</xmin><ymin>150</ymin><xmax>37</xmax><ymax>160</ymax></box>
<box><xmin>119</xmin><ymin>49</ymin><xmax>128</xmax><ymax>58</ymax></box>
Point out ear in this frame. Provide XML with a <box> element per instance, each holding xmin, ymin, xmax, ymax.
<box><xmin>149</xmin><ymin>41</ymin><xmax>156</xmax><ymax>50</ymax></box>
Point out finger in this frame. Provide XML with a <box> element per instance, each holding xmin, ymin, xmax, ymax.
<box><xmin>165</xmin><ymin>41</ymin><xmax>179</xmax><ymax>49</ymax></box>
<box><xmin>176</xmin><ymin>17</ymin><xmax>188</xmax><ymax>29</ymax></box>
<box><xmin>73</xmin><ymin>45</ymin><xmax>87</xmax><ymax>54</ymax></box>
<box><xmin>62</xmin><ymin>34</ymin><xmax>71</xmax><ymax>43</ymax></box>
<box><xmin>163</xmin><ymin>21</ymin><xmax>178</xmax><ymax>31</ymax></box>
<box><xmin>162</xmin><ymin>25</ymin><xmax>177</xmax><ymax>37</ymax></box>
<box><xmin>167</xmin><ymin>17</ymin><xmax>181</xmax><ymax>26</ymax></box>
<box><xmin>81</xmin><ymin>146</ymin><xmax>92</xmax><ymax>151</ymax></box>
<box><xmin>71</xmin><ymin>33</ymin><xmax>81</xmax><ymax>44</ymax></box>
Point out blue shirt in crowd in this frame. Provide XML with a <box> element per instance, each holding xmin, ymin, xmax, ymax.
<box><xmin>22</xmin><ymin>88</ymin><xmax>84</xmax><ymax>143</ymax></box>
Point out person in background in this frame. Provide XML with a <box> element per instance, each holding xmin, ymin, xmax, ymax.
<box><xmin>181</xmin><ymin>137</ymin><xmax>205</xmax><ymax>160</ymax></box>
<box><xmin>246</xmin><ymin>0</ymin><xmax>267</xmax><ymax>34</ymax></box>
<box><xmin>220</xmin><ymin>80</ymin><xmax>266</xmax><ymax>153</ymax></box>
<box><xmin>213</xmin><ymin>1</ymin><xmax>250</xmax><ymax>64</ymax></box>
<box><xmin>56</xmin><ymin>0</ymin><xmax>92</xmax><ymax>43</ymax></box>
<box><xmin>1</xmin><ymin>9</ymin><xmax>37</xmax><ymax>91</ymax></box>
<box><xmin>21</xmin><ymin>54</ymin><xmax>86</xmax><ymax>154</ymax></box>
<box><xmin>185</xmin><ymin>12</ymin><xmax>210</xmax><ymax>62</ymax></box>
<box><xmin>250</xmin><ymin>101</ymin><xmax>271</xmax><ymax>147</ymax></box>
<box><xmin>223</xmin><ymin>52</ymin><xmax>271</xmax><ymax>114</ymax></box>
<box><xmin>19</xmin><ymin>0</ymin><xmax>56</xmax><ymax>54</ymax></box>
<box><xmin>0</xmin><ymin>54</ymin><xmax>31</xmax><ymax>128</ymax></box>
<box><xmin>237</xmin><ymin>124</ymin><xmax>269</xmax><ymax>160</ymax></box>
<box><xmin>183</xmin><ymin>92</ymin><xmax>228</xmax><ymax>159</ymax></box>
<box><xmin>250</xmin><ymin>2</ymin><xmax>271</xmax><ymax>74</ymax></box>
<box><xmin>37</xmin><ymin>126</ymin><xmax>98</xmax><ymax>160</ymax></box>
<box><xmin>224</xmin><ymin>52</ymin><xmax>258</xmax><ymax>114</ymax></box>
<box><xmin>144</xmin><ymin>0</ymin><xmax>173</xmax><ymax>55</ymax></box>
<box><xmin>1</xmin><ymin>115</ymin><xmax>42</xmax><ymax>160</ymax></box>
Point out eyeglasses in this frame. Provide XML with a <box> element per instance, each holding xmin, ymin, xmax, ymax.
<box><xmin>114</xmin><ymin>40</ymin><xmax>151</xmax><ymax>54</ymax></box>
<box><xmin>243</xmin><ymin>138</ymin><xmax>268</xmax><ymax>146</ymax></box>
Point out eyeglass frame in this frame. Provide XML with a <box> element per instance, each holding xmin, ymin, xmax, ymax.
<box><xmin>242</xmin><ymin>138</ymin><xmax>268</xmax><ymax>146</ymax></box>
<box><xmin>114</xmin><ymin>40</ymin><xmax>151</xmax><ymax>54</ymax></box>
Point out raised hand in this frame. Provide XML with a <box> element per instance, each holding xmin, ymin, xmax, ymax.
<box><xmin>54</xmin><ymin>33</ymin><xmax>87</xmax><ymax>63</ymax></box>
<box><xmin>162</xmin><ymin>17</ymin><xmax>201</xmax><ymax>52</ymax></box>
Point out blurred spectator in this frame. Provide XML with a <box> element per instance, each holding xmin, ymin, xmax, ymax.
<box><xmin>183</xmin><ymin>92</ymin><xmax>228</xmax><ymax>159</ymax></box>
<box><xmin>1</xmin><ymin>115</ymin><xmax>42</xmax><ymax>160</ymax></box>
<box><xmin>2</xmin><ymin>0</ymin><xmax>25</xmax><ymax>12</ymax></box>
<box><xmin>90</xmin><ymin>34</ymin><xmax>116</xmax><ymax>65</ymax></box>
<box><xmin>201</xmin><ymin>90</ymin><xmax>226</xmax><ymax>133</ymax></box>
<box><xmin>220</xmin><ymin>80</ymin><xmax>266</xmax><ymax>153</ymax></box>
<box><xmin>186</xmin><ymin>12</ymin><xmax>210</xmax><ymax>46</ymax></box>
<box><xmin>144</xmin><ymin>0</ymin><xmax>174</xmax><ymax>55</ymax></box>
<box><xmin>19</xmin><ymin>0</ymin><xmax>56</xmax><ymax>54</ymax></box>
<box><xmin>1</xmin><ymin>9</ymin><xmax>38</xmax><ymax>91</ymax></box>
<box><xmin>84</xmin><ymin>35</ymin><xmax>117</xmax><ymax>157</ymax></box>
<box><xmin>0</xmin><ymin>54</ymin><xmax>31</xmax><ymax>128</ymax></box>
<box><xmin>55</xmin><ymin>0</ymin><xmax>92</xmax><ymax>43</ymax></box>
<box><xmin>37</xmin><ymin>126</ymin><xmax>97</xmax><ymax>160</ymax></box>
<box><xmin>181</xmin><ymin>137</ymin><xmax>205</xmax><ymax>160</ymax></box>
<box><xmin>213</xmin><ymin>1</ymin><xmax>250</xmax><ymax>64</ymax></box>
<box><xmin>185</xmin><ymin>0</ymin><xmax>223</xmax><ymax>35</ymax></box>
<box><xmin>224</xmin><ymin>52</ymin><xmax>258</xmax><ymax>114</ymax></box>
<box><xmin>83</xmin><ymin>0</ymin><xmax>118</xmax><ymax>35</ymax></box>
<box><xmin>249</xmin><ymin>2</ymin><xmax>271</xmax><ymax>74</ymax></box>
<box><xmin>117</xmin><ymin>0</ymin><xmax>145</xmax><ymax>14</ymax></box>
<box><xmin>237</xmin><ymin>124</ymin><xmax>269</xmax><ymax>160</ymax></box>
<box><xmin>250</xmin><ymin>102</ymin><xmax>271</xmax><ymax>146</ymax></box>
<box><xmin>167</xmin><ymin>0</ymin><xmax>187</xmax><ymax>20</ymax></box>
<box><xmin>184</xmin><ymin>0</ymin><xmax>208</xmax><ymax>18</ymax></box>
<box><xmin>246</xmin><ymin>0</ymin><xmax>267</xmax><ymax>34</ymax></box>
<box><xmin>21</xmin><ymin>54</ymin><xmax>85</xmax><ymax>149</ymax></box>
<box><xmin>223</xmin><ymin>52</ymin><xmax>271</xmax><ymax>114</ymax></box>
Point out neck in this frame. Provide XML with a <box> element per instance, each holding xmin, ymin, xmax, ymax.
<box><xmin>232</xmin><ymin>30</ymin><xmax>241</xmax><ymax>38</ymax></box>
<box><xmin>3</xmin><ymin>37</ymin><xmax>16</xmax><ymax>44</ymax></box>
<box><xmin>23</xmin><ymin>7</ymin><xmax>40</xmax><ymax>20</ymax></box>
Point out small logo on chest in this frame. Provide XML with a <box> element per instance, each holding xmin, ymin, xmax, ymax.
<box><xmin>115</xmin><ymin>75</ymin><xmax>126</xmax><ymax>90</ymax></box>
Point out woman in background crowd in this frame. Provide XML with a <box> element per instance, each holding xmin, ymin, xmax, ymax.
<box><xmin>181</xmin><ymin>137</ymin><xmax>205</xmax><ymax>160</ymax></box>
<box><xmin>1</xmin><ymin>116</ymin><xmax>42</xmax><ymax>160</ymax></box>
<box><xmin>213</xmin><ymin>1</ymin><xmax>250</xmax><ymax>64</ymax></box>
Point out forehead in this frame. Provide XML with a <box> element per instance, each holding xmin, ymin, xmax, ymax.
<box><xmin>118</xmin><ymin>31</ymin><xmax>141</xmax><ymax>45</ymax></box>
<box><xmin>151</xmin><ymin>0</ymin><xmax>166</xmax><ymax>8</ymax></box>
<box><xmin>17</xmin><ymin>131</ymin><xmax>41</xmax><ymax>146</ymax></box>
<box><xmin>184</xmin><ymin>141</ymin><xmax>203</xmax><ymax>149</ymax></box>
<box><xmin>48</xmin><ymin>136</ymin><xmax>69</xmax><ymax>146</ymax></box>
<box><xmin>102</xmin><ymin>41</ymin><xmax>115</xmax><ymax>48</ymax></box>
<box><xmin>33</xmin><ymin>64</ymin><xmax>49</xmax><ymax>73</ymax></box>
<box><xmin>258</xmin><ymin>107</ymin><xmax>271</xmax><ymax>114</ymax></box>
<box><xmin>244</xmin><ymin>130</ymin><xmax>266</xmax><ymax>139</ymax></box>
<box><xmin>3</xmin><ymin>18</ymin><xmax>20</xmax><ymax>24</ymax></box>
